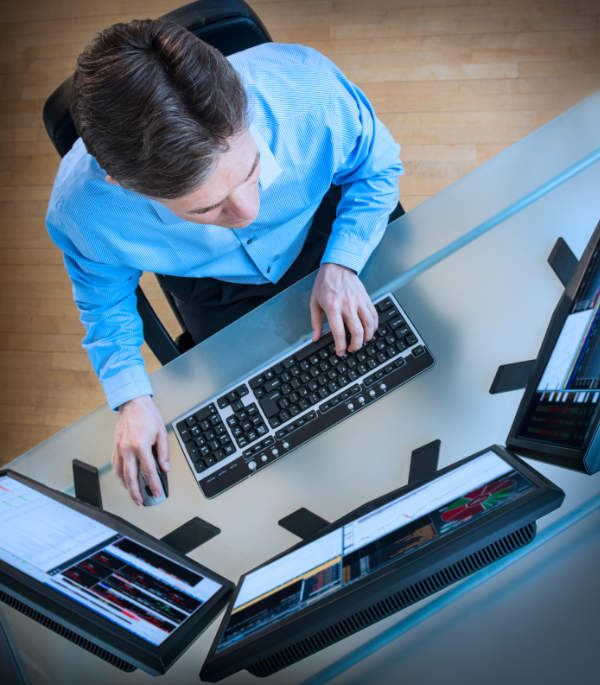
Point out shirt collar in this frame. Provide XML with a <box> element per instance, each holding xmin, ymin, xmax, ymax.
<box><xmin>150</xmin><ymin>125</ymin><xmax>281</xmax><ymax>224</ymax></box>
<box><xmin>250</xmin><ymin>123</ymin><xmax>282</xmax><ymax>191</ymax></box>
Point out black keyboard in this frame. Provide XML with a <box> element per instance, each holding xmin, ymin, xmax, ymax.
<box><xmin>173</xmin><ymin>293</ymin><xmax>434</xmax><ymax>497</ymax></box>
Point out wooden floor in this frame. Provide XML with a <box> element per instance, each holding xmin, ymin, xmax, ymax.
<box><xmin>0</xmin><ymin>0</ymin><xmax>598</xmax><ymax>466</ymax></box>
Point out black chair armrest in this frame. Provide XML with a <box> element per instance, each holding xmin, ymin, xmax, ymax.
<box><xmin>135</xmin><ymin>286</ymin><xmax>191</xmax><ymax>365</ymax></box>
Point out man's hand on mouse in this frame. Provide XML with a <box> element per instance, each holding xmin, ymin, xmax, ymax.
<box><xmin>310</xmin><ymin>262</ymin><xmax>378</xmax><ymax>355</ymax></box>
<box><xmin>112</xmin><ymin>394</ymin><xmax>170</xmax><ymax>505</ymax></box>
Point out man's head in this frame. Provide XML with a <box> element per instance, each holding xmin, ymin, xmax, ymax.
<box><xmin>72</xmin><ymin>19</ymin><xmax>257</xmax><ymax>226</ymax></box>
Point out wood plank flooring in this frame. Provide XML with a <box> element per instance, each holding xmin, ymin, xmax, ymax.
<box><xmin>0</xmin><ymin>0</ymin><xmax>598</xmax><ymax>466</ymax></box>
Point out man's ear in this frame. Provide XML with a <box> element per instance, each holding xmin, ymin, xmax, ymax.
<box><xmin>105</xmin><ymin>175</ymin><xmax>121</xmax><ymax>187</ymax></box>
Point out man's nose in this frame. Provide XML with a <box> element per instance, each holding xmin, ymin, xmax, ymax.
<box><xmin>228</xmin><ymin>183</ymin><xmax>259</xmax><ymax>222</ymax></box>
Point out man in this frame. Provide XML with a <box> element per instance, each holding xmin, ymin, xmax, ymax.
<box><xmin>46</xmin><ymin>19</ymin><xmax>404</xmax><ymax>505</ymax></box>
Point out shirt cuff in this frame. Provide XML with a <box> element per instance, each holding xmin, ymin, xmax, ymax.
<box><xmin>320</xmin><ymin>244</ymin><xmax>370</xmax><ymax>274</ymax></box>
<box><xmin>102</xmin><ymin>365</ymin><xmax>154</xmax><ymax>411</ymax></box>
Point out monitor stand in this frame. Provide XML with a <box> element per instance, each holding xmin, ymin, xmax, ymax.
<box><xmin>71</xmin><ymin>460</ymin><xmax>220</xmax><ymax>554</ymax></box>
<box><xmin>489</xmin><ymin>237</ymin><xmax>578</xmax><ymax>395</ymax></box>
<box><xmin>278</xmin><ymin>439</ymin><xmax>441</xmax><ymax>541</ymax></box>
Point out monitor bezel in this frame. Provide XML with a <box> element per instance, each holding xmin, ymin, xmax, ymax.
<box><xmin>201</xmin><ymin>445</ymin><xmax>563</xmax><ymax>680</ymax></box>
<box><xmin>506</xmin><ymin>220</ymin><xmax>600</xmax><ymax>470</ymax></box>
<box><xmin>0</xmin><ymin>469</ymin><xmax>233</xmax><ymax>675</ymax></box>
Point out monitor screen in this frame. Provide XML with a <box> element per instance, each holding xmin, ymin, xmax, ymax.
<box><xmin>202</xmin><ymin>446</ymin><xmax>563</xmax><ymax>680</ymax></box>
<box><xmin>508</xmin><ymin>221</ymin><xmax>600</xmax><ymax>470</ymax></box>
<box><xmin>0</xmin><ymin>471</ymin><xmax>232</xmax><ymax>674</ymax></box>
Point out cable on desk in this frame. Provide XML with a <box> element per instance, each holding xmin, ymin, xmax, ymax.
<box><xmin>372</xmin><ymin>146</ymin><xmax>600</xmax><ymax>301</ymax></box>
<box><xmin>301</xmin><ymin>494</ymin><xmax>600</xmax><ymax>685</ymax></box>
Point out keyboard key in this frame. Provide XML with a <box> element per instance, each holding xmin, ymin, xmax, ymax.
<box><xmin>236</xmin><ymin>384</ymin><xmax>249</xmax><ymax>397</ymax></box>
<box><xmin>217</xmin><ymin>396</ymin><xmax>229</xmax><ymax>409</ymax></box>
<box><xmin>412</xmin><ymin>345</ymin><xmax>425</xmax><ymax>357</ymax></box>
<box><xmin>375</xmin><ymin>298</ymin><xmax>393</xmax><ymax>312</ymax></box>
<box><xmin>249</xmin><ymin>374</ymin><xmax>265</xmax><ymax>388</ymax></box>
<box><xmin>264</xmin><ymin>378</ymin><xmax>280</xmax><ymax>392</ymax></box>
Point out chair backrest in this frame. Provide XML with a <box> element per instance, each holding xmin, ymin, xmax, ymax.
<box><xmin>43</xmin><ymin>0</ymin><xmax>271</xmax><ymax>157</ymax></box>
<box><xmin>42</xmin><ymin>0</ymin><xmax>271</xmax><ymax>365</ymax></box>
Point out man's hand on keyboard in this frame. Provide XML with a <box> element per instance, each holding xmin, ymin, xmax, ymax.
<box><xmin>310</xmin><ymin>262</ymin><xmax>378</xmax><ymax>356</ymax></box>
<box><xmin>112</xmin><ymin>395</ymin><xmax>170</xmax><ymax>505</ymax></box>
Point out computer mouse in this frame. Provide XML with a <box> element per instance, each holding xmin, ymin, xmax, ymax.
<box><xmin>138</xmin><ymin>445</ymin><xmax>169</xmax><ymax>506</ymax></box>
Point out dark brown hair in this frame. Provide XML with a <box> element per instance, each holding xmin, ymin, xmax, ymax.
<box><xmin>71</xmin><ymin>19</ymin><xmax>248</xmax><ymax>199</ymax></box>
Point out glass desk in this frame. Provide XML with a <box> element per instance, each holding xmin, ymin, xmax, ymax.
<box><xmin>2</xmin><ymin>91</ymin><xmax>599</xmax><ymax>684</ymax></box>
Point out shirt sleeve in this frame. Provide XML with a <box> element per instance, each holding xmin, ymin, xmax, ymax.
<box><xmin>317</xmin><ymin>55</ymin><xmax>403</xmax><ymax>274</ymax></box>
<box><xmin>46</xmin><ymin>206</ymin><xmax>153</xmax><ymax>410</ymax></box>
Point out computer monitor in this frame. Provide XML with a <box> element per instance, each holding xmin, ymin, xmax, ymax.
<box><xmin>200</xmin><ymin>445</ymin><xmax>564</xmax><ymax>680</ymax></box>
<box><xmin>507</xmin><ymin>220</ymin><xmax>600</xmax><ymax>473</ymax></box>
<box><xmin>0</xmin><ymin>470</ymin><xmax>232</xmax><ymax>675</ymax></box>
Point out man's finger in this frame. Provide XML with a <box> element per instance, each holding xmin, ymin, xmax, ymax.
<box><xmin>155</xmin><ymin>429</ymin><xmax>170</xmax><ymax>472</ymax></box>
<box><xmin>310</xmin><ymin>296</ymin><xmax>324</xmax><ymax>342</ymax></box>
<box><xmin>111</xmin><ymin>447</ymin><xmax>124</xmax><ymax>485</ymax></box>
<box><xmin>369</xmin><ymin>299</ymin><xmax>379</xmax><ymax>331</ymax></box>
<box><xmin>122</xmin><ymin>453</ymin><xmax>143</xmax><ymax>506</ymax></box>
<box><xmin>328</xmin><ymin>308</ymin><xmax>347</xmax><ymax>355</ymax></box>
<box><xmin>358</xmin><ymin>303</ymin><xmax>377</xmax><ymax>341</ymax></box>
<box><xmin>344</xmin><ymin>310</ymin><xmax>364</xmax><ymax>352</ymax></box>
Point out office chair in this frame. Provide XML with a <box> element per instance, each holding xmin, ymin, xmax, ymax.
<box><xmin>42</xmin><ymin>0</ymin><xmax>272</xmax><ymax>365</ymax></box>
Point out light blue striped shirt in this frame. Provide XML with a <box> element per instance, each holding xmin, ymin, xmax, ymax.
<box><xmin>46</xmin><ymin>43</ymin><xmax>403</xmax><ymax>410</ymax></box>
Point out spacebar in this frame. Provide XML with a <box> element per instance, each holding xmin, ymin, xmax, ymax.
<box><xmin>281</xmin><ymin>402</ymin><xmax>352</xmax><ymax>450</ymax></box>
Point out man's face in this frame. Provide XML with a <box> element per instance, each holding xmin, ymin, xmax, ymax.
<box><xmin>159</xmin><ymin>128</ymin><xmax>261</xmax><ymax>229</ymax></box>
